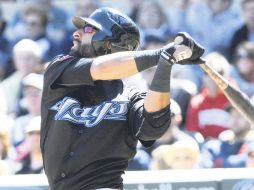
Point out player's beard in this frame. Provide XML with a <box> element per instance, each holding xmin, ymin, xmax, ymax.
<box><xmin>70</xmin><ymin>40</ymin><xmax>96</xmax><ymax>58</ymax></box>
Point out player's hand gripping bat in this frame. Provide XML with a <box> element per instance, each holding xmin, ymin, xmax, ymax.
<box><xmin>174</xmin><ymin>34</ymin><xmax>254</xmax><ymax>126</ymax></box>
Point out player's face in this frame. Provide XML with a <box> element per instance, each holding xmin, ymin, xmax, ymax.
<box><xmin>70</xmin><ymin>25</ymin><xmax>97</xmax><ymax>58</ymax></box>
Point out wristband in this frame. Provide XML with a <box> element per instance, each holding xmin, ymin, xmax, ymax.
<box><xmin>149</xmin><ymin>51</ymin><xmax>173</xmax><ymax>92</ymax></box>
<box><xmin>134</xmin><ymin>49</ymin><xmax>161</xmax><ymax>72</ymax></box>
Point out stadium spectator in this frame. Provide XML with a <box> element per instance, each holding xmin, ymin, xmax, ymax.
<box><xmin>186</xmin><ymin>52</ymin><xmax>232</xmax><ymax>139</ymax></box>
<box><xmin>0</xmin><ymin>4</ymin><xmax>11</xmax><ymax>80</ymax></box>
<box><xmin>229</xmin><ymin>0</ymin><xmax>254</xmax><ymax>61</ymax></box>
<box><xmin>199</xmin><ymin>106</ymin><xmax>254</xmax><ymax>168</ymax></box>
<box><xmin>128</xmin><ymin>0</ymin><xmax>144</xmax><ymax>21</ymax></box>
<box><xmin>10</xmin><ymin>0</ymin><xmax>68</xmax><ymax>42</ymax></box>
<box><xmin>12</xmin><ymin>73</ymin><xmax>43</xmax><ymax>147</ymax></box>
<box><xmin>12</xmin><ymin>2</ymin><xmax>60</xmax><ymax>61</ymax></box>
<box><xmin>186</xmin><ymin>0</ymin><xmax>242</xmax><ymax>57</ymax></box>
<box><xmin>0</xmin><ymin>39</ymin><xmax>43</xmax><ymax>116</ymax></box>
<box><xmin>171</xmin><ymin>0</ymin><xmax>242</xmax><ymax>90</ymax></box>
<box><xmin>73</xmin><ymin>0</ymin><xmax>99</xmax><ymax>18</ymax></box>
<box><xmin>15</xmin><ymin>116</ymin><xmax>43</xmax><ymax>174</ymax></box>
<box><xmin>230</xmin><ymin>42</ymin><xmax>254</xmax><ymax>97</ymax></box>
<box><xmin>169</xmin><ymin>0</ymin><xmax>193</xmax><ymax>34</ymax></box>
<box><xmin>150</xmin><ymin>140</ymin><xmax>200</xmax><ymax>170</ymax></box>
<box><xmin>135</xmin><ymin>1</ymin><xmax>174</xmax><ymax>46</ymax></box>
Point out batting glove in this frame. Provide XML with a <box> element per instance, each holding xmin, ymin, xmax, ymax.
<box><xmin>161</xmin><ymin>32</ymin><xmax>205</xmax><ymax>65</ymax></box>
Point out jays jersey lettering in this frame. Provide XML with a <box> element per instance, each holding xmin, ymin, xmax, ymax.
<box><xmin>41</xmin><ymin>55</ymin><xmax>171</xmax><ymax>190</ymax></box>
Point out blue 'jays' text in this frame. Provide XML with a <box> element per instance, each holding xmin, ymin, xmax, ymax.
<box><xmin>50</xmin><ymin>97</ymin><xmax>129</xmax><ymax>127</ymax></box>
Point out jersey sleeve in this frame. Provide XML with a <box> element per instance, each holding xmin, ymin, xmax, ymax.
<box><xmin>55</xmin><ymin>57</ymin><xmax>95</xmax><ymax>87</ymax></box>
<box><xmin>128</xmin><ymin>87</ymin><xmax>171</xmax><ymax>147</ymax></box>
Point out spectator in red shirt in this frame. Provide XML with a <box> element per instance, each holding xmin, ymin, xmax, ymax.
<box><xmin>186</xmin><ymin>52</ymin><xmax>232</xmax><ymax>139</ymax></box>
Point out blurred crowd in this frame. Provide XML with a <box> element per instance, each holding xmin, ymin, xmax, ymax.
<box><xmin>0</xmin><ymin>0</ymin><xmax>254</xmax><ymax>175</ymax></box>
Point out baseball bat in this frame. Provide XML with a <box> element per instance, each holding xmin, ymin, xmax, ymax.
<box><xmin>200</xmin><ymin>63</ymin><xmax>254</xmax><ymax>126</ymax></box>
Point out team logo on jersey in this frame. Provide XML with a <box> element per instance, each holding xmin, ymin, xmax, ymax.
<box><xmin>50</xmin><ymin>97</ymin><xmax>129</xmax><ymax>127</ymax></box>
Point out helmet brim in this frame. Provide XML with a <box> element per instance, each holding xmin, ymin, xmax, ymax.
<box><xmin>72</xmin><ymin>16</ymin><xmax>102</xmax><ymax>30</ymax></box>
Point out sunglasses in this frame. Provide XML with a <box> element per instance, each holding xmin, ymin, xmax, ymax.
<box><xmin>83</xmin><ymin>25</ymin><xmax>97</xmax><ymax>33</ymax></box>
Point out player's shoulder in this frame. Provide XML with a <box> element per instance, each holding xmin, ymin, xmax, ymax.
<box><xmin>44</xmin><ymin>54</ymin><xmax>77</xmax><ymax>72</ymax></box>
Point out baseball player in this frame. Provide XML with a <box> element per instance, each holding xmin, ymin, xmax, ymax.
<box><xmin>41</xmin><ymin>7</ymin><xmax>204</xmax><ymax>190</ymax></box>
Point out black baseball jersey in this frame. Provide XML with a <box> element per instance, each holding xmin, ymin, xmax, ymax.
<box><xmin>41</xmin><ymin>54</ymin><xmax>171</xmax><ymax>190</ymax></box>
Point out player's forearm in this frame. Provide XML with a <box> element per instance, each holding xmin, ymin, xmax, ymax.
<box><xmin>90</xmin><ymin>50</ymin><xmax>160</xmax><ymax>80</ymax></box>
<box><xmin>144</xmin><ymin>52</ymin><xmax>172</xmax><ymax>112</ymax></box>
